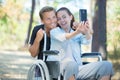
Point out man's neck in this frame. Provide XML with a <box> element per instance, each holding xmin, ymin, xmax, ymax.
<box><xmin>45</xmin><ymin>27</ymin><xmax>51</xmax><ymax>37</ymax></box>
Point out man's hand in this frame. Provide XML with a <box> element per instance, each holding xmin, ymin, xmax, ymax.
<box><xmin>36</xmin><ymin>29</ymin><xmax>44</xmax><ymax>42</ymax></box>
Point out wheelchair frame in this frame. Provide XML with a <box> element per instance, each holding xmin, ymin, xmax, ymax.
<box><xmin>27</xmin><ymin>50</ymin><xmax>102</xmax><ymax>80</ymax></box>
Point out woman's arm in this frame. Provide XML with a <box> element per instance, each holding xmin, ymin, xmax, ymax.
<box><xmin>50</xmin><ymin>27</ymin><xmax>80</xmax><ymax>41</ymax></box>
<box><xmin>73</xmin><ymin>21</ymin><xmax>93</xmax><ymax>40</ymax></box>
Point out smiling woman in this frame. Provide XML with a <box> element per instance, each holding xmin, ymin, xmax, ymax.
<box><xmin>47</xmin><ymin>7</ymin><xmax>114</xmax><ymax>80</ymax></box>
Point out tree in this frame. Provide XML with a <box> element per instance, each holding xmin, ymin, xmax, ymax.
<box><xmin>92</xmin><ymin>0</ymin><xmax>107</xmax><ymax>60</ymax></box>
<box><xmin>25</xmin><ymin>0</ymin><xmax>35</xmax><ymax>45</ymax></box>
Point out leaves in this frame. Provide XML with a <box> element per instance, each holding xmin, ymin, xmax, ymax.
<box><xmin>0</xmin><ymin>0</ymin><xmax>29</xmax><ymax>47</ymax></box>
<box><xmin>107</xmin><ymin>0</ymin><xmax>120</xmax><ymax>52</ymax></box>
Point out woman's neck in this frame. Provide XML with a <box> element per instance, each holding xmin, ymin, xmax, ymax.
<box><xmin>64</xmin><ymin>27</ymin><xmax>71</xmax><ymax>33</ymax></box>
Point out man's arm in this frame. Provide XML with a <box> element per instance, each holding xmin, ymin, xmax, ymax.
<box><xmin>29</xmin><ymin>29</ymin><xmax>44</xmax><ymax>57</ymax></box>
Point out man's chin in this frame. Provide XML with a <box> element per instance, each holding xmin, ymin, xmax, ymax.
<box><xmin>51</xmin><ymin>25</ymin><xmax>57</xmax><ymax>28</ymax></box>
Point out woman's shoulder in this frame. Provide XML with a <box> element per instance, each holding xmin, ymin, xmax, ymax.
<box><xmin>51</xmin><ymin>27</ymin><xmax>61</xmax><ymax>32</ymax></box>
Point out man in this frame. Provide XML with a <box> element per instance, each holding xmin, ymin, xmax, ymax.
<box><xmin>29</xmin><ymin>6</ymin><xmax>57</xmax><ymax>58</ymax></box>
<box><xmin>29</xmin><ymin>6</ymin><xmax>57</xmax><ymax>80</ymax></box>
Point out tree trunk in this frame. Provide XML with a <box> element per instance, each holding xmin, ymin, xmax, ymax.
<box><xmin>25</xmin><ymin>0</ymin><xmax>35</xmax><ymax>45</ymax></box>
<box><xmin>92</xmin><ymin>0</ymin><xmax>107</xmax><ymax>60</ymax></box>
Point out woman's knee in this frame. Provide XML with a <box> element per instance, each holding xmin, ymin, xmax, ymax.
<box><xmin>66</xmin><ymin>61</ymin><xmax>78</xmax><ymax>73</ymax></box>
<box><xmin>64</xmin><ymin>61</ymin><xmax>79</xmax><ymax>79</ymax></box>
<box><xmin>101</xmin><ymin>61</ymin><xmax>113</xmax><ymax>70</ymax></box>
<box><xmin>98</xmin><ymin>61</ymin><xmax>114</xmax><ymax>78</ymax></box>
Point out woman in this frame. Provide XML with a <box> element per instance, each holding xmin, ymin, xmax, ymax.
<box><xmin>48</xmin><ymin>7</ymin><xmax>114</xmax><ymax>80</ymax></box>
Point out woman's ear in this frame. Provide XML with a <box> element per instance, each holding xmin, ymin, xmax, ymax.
<box><xmin>70</xmin><ymin>15</ymin><xmax>73</xmax><ymax>20</ymax></box>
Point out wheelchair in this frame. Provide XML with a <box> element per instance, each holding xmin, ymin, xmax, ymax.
<box><xmin>27</xmin><ymin>50</ymin><xmax>102</xmax><ymax>80</ymax></box>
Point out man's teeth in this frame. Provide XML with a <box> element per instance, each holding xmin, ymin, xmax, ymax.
<box><xmin>51</xmin><ymin>23</ymin><xmax>56</xmax><ymax>26</ymax></box>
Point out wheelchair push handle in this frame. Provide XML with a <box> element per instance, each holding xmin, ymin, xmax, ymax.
<box><xmin>42</xmin><ymin>50</ymin><xmax>59</xmax><ymax>56</ymax></box>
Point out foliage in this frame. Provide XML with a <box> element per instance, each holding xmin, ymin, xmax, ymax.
<box><xmin>0</xmin><ymin>0</ymin><xmax>120</xmax><ymax>52</ymax></box>
<box><xmin>107</xmin><ymin>0</ymin><xmax>120</xmax><ymax>59</ymax></box>
<box><xmin>0</xmin><ymin>0</ymin><xmax>30</xmax><ymax>49</ymax></box>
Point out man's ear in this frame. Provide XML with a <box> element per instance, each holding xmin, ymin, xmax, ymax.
<box><xmin>41</xmin><ymin>20</ymin><xmax>44</xmax><ymax>24</ymax></box>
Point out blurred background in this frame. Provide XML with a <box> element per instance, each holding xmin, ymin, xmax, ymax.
<box><xmin>0</xmin><ymin>0</ymin><xmax>120</xmax><ymax>80</ymax></box>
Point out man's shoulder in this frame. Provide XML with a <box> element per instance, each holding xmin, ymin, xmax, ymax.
<box><xmin>34</xmin><ymin>24</ymin><xmax>44</xmax><ymax>30</ymax></box>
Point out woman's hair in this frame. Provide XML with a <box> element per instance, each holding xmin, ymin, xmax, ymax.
<box><xmin>56</xmin><ymin>7</ymin><xmax>75</xmax><ymax>30</ymax></box>
<box><xmin>39</xmin><ymin>6</ymin><xmax>56</xmax><ymax>20</ymax></box>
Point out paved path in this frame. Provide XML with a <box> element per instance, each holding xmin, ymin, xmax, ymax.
<box><xmin>0</xmin><ymin>50</ymin><xmax>35</xmax><ymax>80</ymax></box>
<box><xmin>0</xmin><ymin>50</ymin><xmax>120</xmax><ymax>80</ymax></box>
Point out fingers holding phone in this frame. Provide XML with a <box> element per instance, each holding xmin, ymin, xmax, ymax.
<box><xmin>79</xmin><ymin>9</ymin><xmax>93</xmax><ymax>34</ymax></box>
<box><xmin>73</xmin><ymin>21</ymin><xmax>85</xmax><ymax>34</ymax></box>
<box><xmin>72</xmin><ymin>9</ymin><xmax>93</xmax><ymax>35</ymax></box>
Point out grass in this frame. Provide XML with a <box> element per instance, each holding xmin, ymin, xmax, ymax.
<box><xmin>108</xmin><ymin>50</ymin><xmax>120</xmax><ymax>80</ymax></box>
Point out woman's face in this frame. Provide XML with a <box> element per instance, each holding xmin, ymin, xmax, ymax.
<box><xmin>57</xmin><ymin>10</ymin><xmax>72</xmax><ymax>30</ymax></box>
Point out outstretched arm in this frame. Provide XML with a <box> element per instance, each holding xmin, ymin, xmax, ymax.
<box><xmin>65</xmin><ymin>22</ymin><xmax>87</xmax><ymax>39</ymax></box>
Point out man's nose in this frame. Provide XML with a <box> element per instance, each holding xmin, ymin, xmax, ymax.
<box><xmin>50</xmin><ymin>19</ymin><xmax>55</xmax><ymax>23</ymax></box>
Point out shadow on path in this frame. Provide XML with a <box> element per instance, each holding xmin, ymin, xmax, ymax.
<box><xmin>0</xmin><ymin>50</ymin><xmax>35</xmax><ymax>80</ymax></box>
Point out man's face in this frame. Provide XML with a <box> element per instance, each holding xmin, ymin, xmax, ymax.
<box><xmin>42</xmin><ymin>11</ymin><xmax>57</xmax><ymax>30</ymax></box>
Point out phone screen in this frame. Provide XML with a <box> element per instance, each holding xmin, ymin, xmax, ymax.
<box><xmin>79</xmin><ymin>9</ymin><xmax>87</xmax><ymax>21</ymax></box>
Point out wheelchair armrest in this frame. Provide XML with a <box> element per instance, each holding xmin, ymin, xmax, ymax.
<box><xmin>81</xmin><ymin>52</ymin><xmax>102</xmax><ymax>61</ymax></box>
<box><xmin>81</xmin><ymin>52</ymin><xmax>101</xmax><ymax>57</ymax></box>
<box><xmin>42</xmin><ymin>50</ymin><xmax>59</xmax><ymax>56</ymax></box>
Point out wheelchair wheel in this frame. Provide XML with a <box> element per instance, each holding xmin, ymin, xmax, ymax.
<box><xmin>27</xmin><ymin>60</ymin><xmax>50</xmax><ymax>80</ymax></box>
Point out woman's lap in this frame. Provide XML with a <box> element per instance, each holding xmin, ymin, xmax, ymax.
<box><xmin>76</xmin><ymin>61</ymin><xmax>114</xmax><ymax>80</ymax></box>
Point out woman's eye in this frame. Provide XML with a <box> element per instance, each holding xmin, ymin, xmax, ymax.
<box><xmin>62</xmin><ymin>15</ymin><xmax>66</xmax><ymax>19</ymax></box>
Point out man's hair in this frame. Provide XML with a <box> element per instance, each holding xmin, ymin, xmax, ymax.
<box><xmin>39</xmin><ymin>6</ymin><xmax>56</xmax><ymax>20</ymax></box>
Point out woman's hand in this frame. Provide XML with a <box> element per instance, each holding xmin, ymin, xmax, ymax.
<box><xmin>73</xmin><ymin>21</ymin><xmax>86</xmax><ymax>34</ymax></box>
<box><xmin>84</xmin><ymin>21</ymin><xmax>93</xmax><ymax>35</ymax></box>
<box><xmin>72</xmin><ymin>21</ymin><xmax>79</xmax><ymax>30</ymax></box>
<box><xmin>73</xmin><ymin>21</ymin><xmax>93</xmax><ymax>35</ymax></box>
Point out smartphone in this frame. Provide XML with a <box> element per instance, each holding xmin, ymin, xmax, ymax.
<box><xmin>79</xmin><ymin>9</ymin><xmax>87</xmax><ymax>21</ymax></box>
